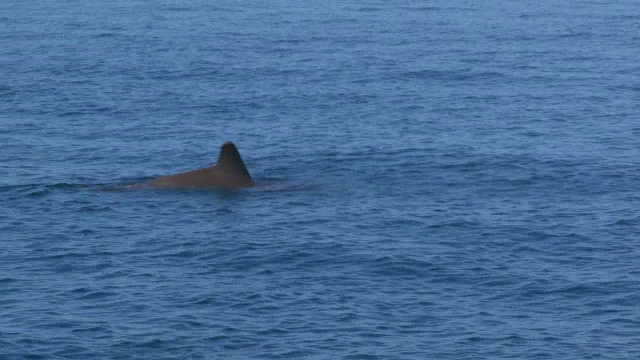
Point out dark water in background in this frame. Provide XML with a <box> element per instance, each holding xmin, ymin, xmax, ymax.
<box><xmin>1</xmin><ymin>0</ymin><xmax>639</xmax><ymax>358</ymax></box>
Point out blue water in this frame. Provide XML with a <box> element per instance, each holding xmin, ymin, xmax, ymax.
<box><xmin>2</xmin><ymin>1</ymin><xmax>639</xmax><ymax>358</ymax></box>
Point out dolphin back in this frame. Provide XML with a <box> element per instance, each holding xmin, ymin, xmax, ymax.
<box><xmin>148</xmin><ymin>141</ymin><xmax>254</xmax><ymax>188</ymax></box>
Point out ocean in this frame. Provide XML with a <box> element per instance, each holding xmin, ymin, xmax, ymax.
<box><xmin>1</xmin><ymin>1</ymin><xmax>639</xmax><ymax>358</ymax></box>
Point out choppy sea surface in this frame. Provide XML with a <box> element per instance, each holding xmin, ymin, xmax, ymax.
<box><xmin>1</xmin><ymin>1</ymin><xmax>639</xmax><ymax>358</ymax></box>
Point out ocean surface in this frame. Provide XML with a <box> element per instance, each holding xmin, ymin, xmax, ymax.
<box><xmin>1</xmin><ymin>1</ymin><xmax>639</xmax><ymax>358</ymax></box>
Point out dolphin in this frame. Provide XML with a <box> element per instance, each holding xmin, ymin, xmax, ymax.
<box><xmin>148</xmin><ymin>141</ymin><xmax>255</xmax><ymax>188</ymax></box>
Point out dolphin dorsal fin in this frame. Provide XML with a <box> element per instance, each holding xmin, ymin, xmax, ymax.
<box><xmin>216</xmin><ymin>141</ymin><xmax>252</xmax><ymax>180</ymax></box>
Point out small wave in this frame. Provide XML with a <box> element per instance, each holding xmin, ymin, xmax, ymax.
<box><xmin>2</xmin><ymin>179</ymin><xmax>163</xmax><ymax>197</ymax></box>
<box><xmin>162</xmin><ymin>5</ymin><xmax>195</xmax><ymax>12</ymax></box>
<box><xmin>427</xmin><ymin>220</ymin><xmax>480</xmax><ymax>229</ymax></box>
<box><xmin>2</xmin><ymin>182</ymin><xmax>107</xmax><ymax>199</ymax></box>
<box><xmin>215</xmin><ymin>207</ymin><xmax>236</xmax><ymax>215</ymax></box>
<box><xmin>93</xmin><ymin>32</ymin><xmax>117</xmax><ymax>38</ymax></box>
<box><xmin>608</xmin><ymin>218</ymin><xmax>639</xmax><ymax>227</ymax></box>
<box><xmin>398</xmin><ymin>68</ymin><xmax>508</xmax><ymax>82</ymax></box>
<box><xmin>253</xmin><ymin>180</ymin><xmax>316</xmax><ymax>192</ymax></box>
<box><xmin>76</xmin><ymin>291</ymin><xmax>116</xmax><ymax>301</ymax></box>
<box><xmin>368</xmin><ymin>255</ymin><xmax>435</xmax><ymax>277</ymax></box>
<box><xmin>26</xmin><ymin>188</ymin><xmax>50</xmax><ymax>198</ymax></box>
<box><xmin>77</xmin><ymin>205</ymin><xmax>113</xmax><ymax>213</ymax></box>
<box><xmin>549</xmin><ymin>31</ymin><xmax>592</xmax><ymax>40</ymax></box>
<box><xmin>355</xmin><ymin>7</ymin><xmax>382</xmax><ymax>12</ymax></box>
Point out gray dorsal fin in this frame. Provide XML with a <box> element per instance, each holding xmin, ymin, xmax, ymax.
<box><xmin>216</xmin><ymin>141</ymin><xmax>252</xmax><ymax>180</ymax></box>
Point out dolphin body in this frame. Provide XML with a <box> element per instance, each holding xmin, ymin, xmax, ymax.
<box><xmin>149</xmin><ymin>141</ymin><xmax>255</xmax><ymax>188</ymax></box>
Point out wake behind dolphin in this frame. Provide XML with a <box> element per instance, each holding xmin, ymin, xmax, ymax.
<box><xmin>148</xmin><ymin>141</ymin><xmax>255</xmax><ymax>188</ymax></box>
